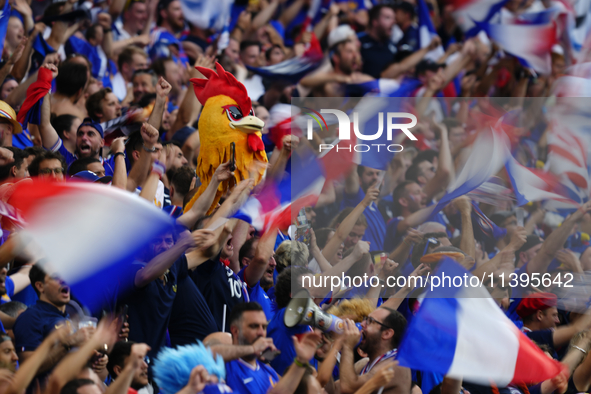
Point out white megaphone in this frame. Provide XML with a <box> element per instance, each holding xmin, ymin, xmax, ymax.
<box><xmin>284</xmin><ymin>290</ymin><xmax>347</xmax><ymax>334</ymax></box>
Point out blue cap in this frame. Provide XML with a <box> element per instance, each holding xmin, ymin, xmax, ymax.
<box><xmin>171</xmin><ymin>126</ymin><xmax>196</xmax><ymax>147</ymax></box>
<box><xmin>149</xmin><ymin>30</ymin><xmax>180</xmax><ymax>60</ymax></box>
<box><xmin>72</xmin><ymin>171</ymin><xmax>112</xmax><ymax>184</ymax></box>
<box><xmin>78</xmin><ymin>117</ymin><xmax>104</xmax><ymax>138</ymax></box>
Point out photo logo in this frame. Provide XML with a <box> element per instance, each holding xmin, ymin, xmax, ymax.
<box><xmin>304</xmin><ymin>109</ymin><xmax>417</xmax><ymax>153</ymax></box>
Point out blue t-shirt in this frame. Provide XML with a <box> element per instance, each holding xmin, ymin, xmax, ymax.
<box><xmin>238</xmin><ymin>268</ymin><xmax>275</xmax><ymax>322</ymax></box>
<box><xmin>384</xmin><ymin>216</ymin><xmax>404</xmax><ymax>253</ymax></box>
<box><xmin>1</xmin><ymin>276</ymin><xmax>15</xmax><ymax>304</ymax></box>
<box><xmin>124</xmin><ymin>256</ymin><xmax>188</xmax><ymax>360</ymax></box>
<box><xmin>11</xmin><ymin>284</ymin><xmax>38</xmax><ymax>306</ymax></box>
<box><xmin>168</xmin><ymin>275</ymin><xmax>218</xmax><ymax>347</ymax></box>
<box><xmin>192</xmin><ymin>255</ymin><xmax>248</xmax><ymax>332</ymax></box>
<box><xmin>52</xmin><ymin>139</ymin><xmax>115</xmax><ymax>177</ymax></box>
<box><xmin>342</xmin><ymin>188</ymin><xmax>386</xmax><ymax>252</ymax></box>
<box><xmin>163</xmin><ymin>205</ymin><xmax>183</xmax><ymax>219</ymax></box>
<box><xmin>267</xmin><ymin>308</ymin><xmax>318</xmax><ymax>375</ymax></box>
<box><xmin>225</xmin><ymin>358</ymin><xmax>279</xmax><ymax>393</ymax></box>
<box><xmin>14</xmin><ymin>300</ymin><xmax>69</xmax><ymax>352</ymax></box>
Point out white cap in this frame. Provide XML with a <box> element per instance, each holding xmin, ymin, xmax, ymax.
<box><xmin>328</xmin><ymin>25</ymin><xmax>356</xmax><ymax>48</ymax></box>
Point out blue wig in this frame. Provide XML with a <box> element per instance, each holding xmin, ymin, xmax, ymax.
<box><xmin>153</xmin><ymin>342</ymin><xmax>226</xmax><ymax>394</ymax></box>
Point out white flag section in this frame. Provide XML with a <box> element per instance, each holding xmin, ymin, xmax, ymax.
<box><xmin>179</xmin><ymin>0</ymin><xmax>233</xmax><ymax>31</ymax></box>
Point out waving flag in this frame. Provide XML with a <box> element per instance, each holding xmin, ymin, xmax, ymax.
<box><xmin>431</xmin><ymin>126</ymin><xmax>510</xmax><ymax>214</ymax></box>
<box><xmin>10</xmin><ymin>181</ymin><xmax>175</xmax><ymax>313</ymax></box>
<box><xmin>417</xmin><ymin>0</ymin><xmax>445</xmax><ymax>61</ymax></box>
<box><xmin>450</xmin><ymin>0</ymin><xmax>508</xmax><ymax>36</ymax></box>
<box><xmin>247</xmin><ymin>35</ymin><xmax>323</xmax><ymax>83</ymax></box>
<box><xmin>547</xmin><ymin>123</ymin><xmax>590</xmax><ymax>193</ymax></box>
<box><xmin>216</xmin><ymin>0</ymin><xmax>235</xmax><ymax>54</ymax></box>
<box><xmin>17</xmin><ymin>67</ymin><xmax>53</xmax><ymax>130</ymax></box>
<box><xmin>65</xmin><ymin>36</ymin><xmax>103</xmax><ymax>79</ymax></box>
<box><xmin>480</xmin><ymin>21</ymin><xmax>556</xmax><ymax>74</ymax></box>
<box><xmin>179</xmin><ymin>0</ymin><xmax>233</xmax><ymax>31</ymax></box>
<box><xmin>505</xmin><ymin>154</ymin><xmax>578</xmax><ymax>207</ymax></box>
<box><xmin>397</xmin><ymin>259</ymin><xmax>565</xmax><ymax>385</ymax></box>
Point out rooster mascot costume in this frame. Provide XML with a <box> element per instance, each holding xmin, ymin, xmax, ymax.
<box><xmin>183</xmin><ymin>62</ymin><xmax>268</xmax><ymax>214</ymax></box>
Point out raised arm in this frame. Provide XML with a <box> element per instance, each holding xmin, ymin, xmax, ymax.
<box><xmin>268</xmin><ymin>332</ymin><xmax>322</xmax><ymax>394</ymax></box>
<box><xmin>134</xmin><ymin>231</ymin><xmax>194</xmax><ymax>288</ymax></box>
<box><xmin>422</xmin><ymin>120</ymin><xmax>453</xmax><ymax>201</ymax></box>
<box><xmin>528</xmin><ymin>201</ymin><xmax>591</xmax><ymax>275</ymax></box>
<box><xmin>139</xmin><ymin>145</ymin><xmax>167</xmax><ymax>204</ymax></box>
<box><xmin>168</xmin><ymin>55</ymin><xmax>212</xmax><ymax>139</ymax></box>
<box><xmin>177</xmin><ymin>162</ymin><xmax>233</xmax><ymax>230</ymax></box>
<box><xmin>126</xmin><ymin>123</ymin><xmax>159</xmax><ymax>192</ymax></box>
<box><xmin>147</xmin><ymin>77</ymin><xmax>172</xmax><ymax>131</ymax></box>
<box><xmin>5</xmin><ymin>326</ymin><xmax>71</xmax><ymax>394</ymax></box>
<box><xmin>322</xmin><ymin>183</ymin><xmax>378</xmax><ymax>262</ymax></box>
<box><xmin>38</xmin><ymin>66</ymin><xmax>61</xmax><ymax>150</ymax></box>
<box><xmin>454</xmin><ymin>197</ymin><xmax>475</xmax><ymax>259</ymax></box>
<box><xmin>243</xmin><ymin>228</ymin><xmax>278</xmax><ymax>288</ymax></box>
<box><xmin>381</xmin><ymin>37</ymin><xmax>441</xmax><ymax>79</ymax></box>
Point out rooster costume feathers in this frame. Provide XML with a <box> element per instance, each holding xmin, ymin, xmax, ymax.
<box><xmin>184</xmin><ymin>62</ymin><xmax>268</xmax><ymax>214</ymax></box>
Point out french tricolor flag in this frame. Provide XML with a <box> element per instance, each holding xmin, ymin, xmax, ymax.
<box><xmin>10</xmin><ymin>181</ymin><xmax>175</xmax><ymax>312</ymax></box>
<box><xmin>450</xmin><ymin>0</ymin><xmax>508</xmax><ymax>36</ymax></box>
<box><xmin>480</xmin><ymin>21</ymin><xmax>556</xmax><ymax>74</ymax></box>
<box><xmin>417</xmin><ymin>0</ymin><xmax>445</xmax><ymax>61</ymax></box>
<box><xmin>505</xmin><ymin>154</ymin><xmax>578</xmax><ymax>208</ymax></box>
<box><xmin>398</xmin><ymin>259</ymin><xmax>565</xmax><ymax>385</ymax></box>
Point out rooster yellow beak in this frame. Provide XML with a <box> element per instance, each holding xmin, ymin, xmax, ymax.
<box><xmin>229</xmin><ymin>116</ymin><xmax>265</xmax><ymax>133</ymax></box>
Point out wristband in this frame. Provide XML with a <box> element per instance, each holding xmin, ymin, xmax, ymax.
<box><xmin>572</xmin><ymin>345</ymin><xmax>588</xmax><ymax>355</ymax></box>
<box><xmin>294</xmin><ymin>358</ymin><xmax>309</xmax><ymax>368</ymax></box>
<box><xmin>143</xmin><ymin>143</ymin><xmax>156</xmax><ymax>153</ymax></box>
<box><xmin>113</xmin><ymin>152</ymin><xmax>125</xmax><ymax>159</ymax></box>
<box><xmin>151</xmin><ymin>160</ymin><xmax>166</xmax><ymax>177</ymax></box>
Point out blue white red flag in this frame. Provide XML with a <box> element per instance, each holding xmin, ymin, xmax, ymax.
<box><xmin>417</xmin><ymin>0</ymin><xmax>445</xmax><ymax>61</ymax></box>
<box><xmin>179</xmin><ymin>0</ymin><xmax>233</xmax><ymax>31</ymax></box>
<box><xmin>449</xmin><ymin>0</ymin><xmax>508</xmax><ymax>36</ymax></box>
<box><xmin>10</xmin><ymin>181</ymin><xmax>175</xmax><ymax>313</ymax></box>
<box><xmin>397</xmin><ymin>258</ymin><xmax>566</xmax><ymax>385</ymax></box>
<box><xmin>247</xmin><ymin>35</ymin><xmax>323</xmax><ymax>83</ymax></box>
<box><xmin>480</xmin><ymin>21</ymin><xmax>556</xmax><ymax>74</ymax></box>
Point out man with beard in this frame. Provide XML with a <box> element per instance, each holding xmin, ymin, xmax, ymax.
<box><xmin>156</xmin><ymin>0</ymin><xmax>185</xmax><ymax>36</ymax></box>
<box><xmin>358</xmin><ymin>4</ymin><xmax>397</xmax><ymax>79</ymax></box>
<box><xmin>107</xmin><ymin>341</ymin><xmax>152</xmax><ymax>394</ymax></box>
<box><xmin>224</xmin><ymin>302</ymin><xmax>322</xmax><ymax>394</ymax></box>
<box><xmin>339</xmin><ymin>308</ymin><xmax>411</xmax><ymax>394</ymax></box>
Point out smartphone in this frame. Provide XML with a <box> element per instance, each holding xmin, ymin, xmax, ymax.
<box><xmin>230</xmin><ymin>142</ymin><xmax>236</xmax><ymax>172</ymax></box>
<box><xmin>295</xmin><ymin>208</ymin><xmax>311</xmax><ymax>247</ymax></box>
<box><xmin>119</xmin><ymin>304</ymin><xmax>128</xmax><ymax>325</ymax></box>
<box><xmin>261</xmin><ymin>348</ymin><xmax>281</xmax><ymax>362</ymax></box>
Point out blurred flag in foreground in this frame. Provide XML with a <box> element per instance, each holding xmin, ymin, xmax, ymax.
<box><xmin>449</xmin><ymin>0</ymin><xmax>507</xmax><ymax>36</ymax></box>
<box><xmin>11</xmin><ymin>181</ymin><xmax>175</xmax><ymax>312</ymax></box>
<box><xmin>417</xmin><ymin>0</ymin><xmax>445</xmax><ymax>61</ymax></box>
<box><xmin>398</xmin><ymin>259</ymin><xmax>565</xmax><ymax>385</ymax></box>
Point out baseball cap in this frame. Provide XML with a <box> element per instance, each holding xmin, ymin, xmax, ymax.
<box><xmin>415</xmin><ymin>59</ymin><xmax>445</xmax><ymax>76</ymax></box>
<box><xmin>171</xmin><ymin>126</ymin><xmax>196</xmax><ymax>147</ymax></box>
<box><xmin>0</xmin><ymin>101</ymin><xmax>22</xmax><ymax>134</ymax></box>
<box><xmin>72</xmin><ymin>170</ymin><xmax>112</xmax><ymax>184</ymax></box>
<box><xmin>328</xmin><ymin>25</ymin><xmax>356</xmax><ymax>48</ymax></box>
<box><xmin>515</xmin><ymin>293</ymin><xmax>557</xmax><ymax>318</ymax></box>
<box><xmin>78</xmin><ymin>117</ymin><xmax>104</xmax><ymax>138</ymax></box>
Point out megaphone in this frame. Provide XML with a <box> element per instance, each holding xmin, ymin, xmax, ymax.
<box><xmin>284</xmin><ymin>290</ymin><xmax>363</xmax><ymax>339</ymax></box>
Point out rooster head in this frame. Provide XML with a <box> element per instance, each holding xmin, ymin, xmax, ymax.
<box><xmin>190</xmin><ymin>62</ymin><xmax>264</xmax><ymax>135</ymax></box>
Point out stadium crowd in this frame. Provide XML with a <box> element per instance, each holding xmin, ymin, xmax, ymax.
<box><xmin>0</xmin><ymin>0</ymin><xmax>590</xmax><ymax>392</ymax></box>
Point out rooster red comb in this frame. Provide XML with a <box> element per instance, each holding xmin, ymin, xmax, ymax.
<box><xmin>190</xmin><ymin>62</ymin><xmax>252</xmax><ymax>116</ymax></box>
